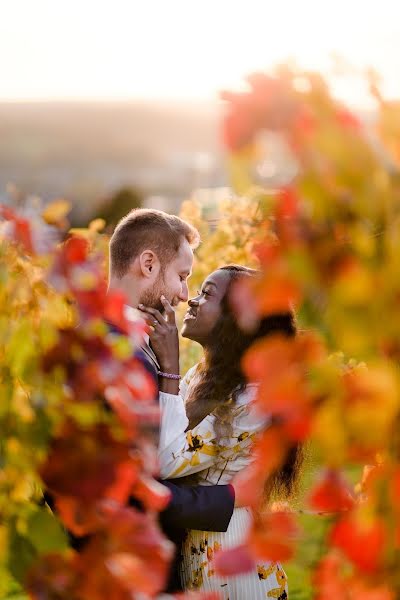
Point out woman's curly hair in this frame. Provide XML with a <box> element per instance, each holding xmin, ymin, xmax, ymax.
<box><xmin>184</xmin><ymin>264</ymin><xmax>302</xmax><ymax>498</ymax></box>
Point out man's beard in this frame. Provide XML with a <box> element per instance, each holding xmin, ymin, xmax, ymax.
<box><xmin>139</xmin><ymin>273</ymin><xmax>167</xmax><ymax>312</ymax></box>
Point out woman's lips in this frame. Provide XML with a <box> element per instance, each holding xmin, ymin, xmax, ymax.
<box><xmin>183</xmin><ymin>313</ymin><xmax>196</xmax><ymax>322</ymax></box>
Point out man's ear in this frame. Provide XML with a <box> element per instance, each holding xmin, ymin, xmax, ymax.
<box><xmin>138</xmin><ymin>250</ymin><xmax>160</xmax><ymax>278</ymax></box>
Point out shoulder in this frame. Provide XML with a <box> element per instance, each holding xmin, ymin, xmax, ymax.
<box><xmin>180</xmin><ymin>363</ymin><xmax>200</xmax><ymax>392</ymax></box>
<box><xmin>231</xmin><ymin>384</ymin><xmax>270</xmax><ymax>430</ymax></box>
<box><xmin>234</xmin><ymin>383</ymin><xmax>258</xmax><ymax>407</ymax></box>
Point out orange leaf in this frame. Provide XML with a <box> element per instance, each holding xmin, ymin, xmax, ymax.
<box><xmin>248</xmin><ymin>511</ymin><xmax>298</xmax><ymax>562</ymax></box>
<box><xmin>55</xmin><ymin>495</ymin><xmax>100</xmax><ymax>537</ymax></box>
<box><xmin>330</xmin><ymin>514</ymin><xmax>386</xmax><ymax>573</ymax></box>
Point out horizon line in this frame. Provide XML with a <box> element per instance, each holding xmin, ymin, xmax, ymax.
<box><xmin>0</xmin><ymin>94</ymin><xmax>220</xmax><ymax>104</ymax></box>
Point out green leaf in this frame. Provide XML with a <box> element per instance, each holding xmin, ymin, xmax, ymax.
<box><xmin>0</xmin><ymin>565</ymin><xmax>27</xmax><ymax>599</ymax></box>
<box><xmin>8</xmin><ymin>530</ymin><xmax>36</xmax><ymax>583</ymax></box>
<box><xmin>6</xmin><ymin>320</ymin><xmax>37</xmax><ymax>378</ymax></box>
<box><xmin>26</xmin><ymin>508</ymin><xmax>68</xmax><ymax>554</ymax></box>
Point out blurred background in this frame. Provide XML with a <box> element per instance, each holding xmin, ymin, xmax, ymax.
<box><xmin>1</xmin><ymin>0</ymin><xmax>400</xmax><ymax>226</ymax></box>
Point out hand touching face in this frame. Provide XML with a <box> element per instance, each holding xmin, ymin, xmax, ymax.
<box><xmin>138</xmin><ymin>296</ymin><xmax>179</xmax><ymax>373</ymax></box>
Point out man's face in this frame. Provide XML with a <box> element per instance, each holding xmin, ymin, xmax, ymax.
<box><xmin>139</xmin><ymin>238</ymin><xmax>193</xmax><ymax>311</ymax></box>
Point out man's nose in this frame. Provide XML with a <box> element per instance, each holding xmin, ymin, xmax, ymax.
<box><xmin>179</xmin><ymin>282</ymin><xmax>189</xmax><ymax>302</ymax></box>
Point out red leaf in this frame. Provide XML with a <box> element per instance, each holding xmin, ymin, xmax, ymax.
<box><xmin>14</xmin><ymin>218</ymin><xmax>34</xmax><ymax>254</ymax></box>
<box><xmin>276</xmin><ymin>187</ymin><xmax>300</xmax><ymax>220</ymax></box>
<box><xmin>79</xmin><ymin>504</ymin><xmax>173</xmax><ymax>598</ymax></box>
<box><xmin>314</xmin><ymin>552</ymin><xmax>395</xmax><ymax>600</ymax></box>
<box><xmin>292</xmin><ymin>104</ymin><xmax>316</xmax><ymax>138</ymax></box>
<box><xmin>64</xmin><ymin>236</ymin><xmax>89</xmax><ymax>264</ymax></box>
<box><xmin>214</xmin><ymin>544</ymin><xmax>255</xmax><ymax>577</ymax></box>
<box><xmin>131</xmin><ymin>475</ymin><xmax>172</xmax><ymax>512</ymax></box>
<box><xmin>308</xmin><ymin>469</ymin><xmax>355</xmax><ymax>513</ymax></box>
<box><xmin>27</xmin><ymin>553</ymin><xmax>79</xmax><ymax>600</ymax></box>
<box><xmin>330</xmin><ymin>514</ymin><xmax>386</xmax><ymax>573</ymax></box>
<box><xmin>123</xmin><ymin>357</ymin><xmax>158</xmax><ymax>401</ymax></box>
<box><xmin>336</xmin><ymin>107</ymin><xmax>361</xmax><ymax>131</ymax></box>
<box><xmin>221</xmin><ymin>106</ymin><xmax>255</xmax><ymax>151</ymax></box>
<box><xmin>105</xmin><ymin>459</ymin><xmax>140</xmax><ymax>504</ymax></box>
<box><xmin>229</xmin><ymin>277</ymin><xmax>260</xmax><ymax>332</ymax></box>
<box><xmin>104</xmin><ymin>290</ymin><xmax>127</xmax><ymax>329</ymax></box>
<box><xmin>41</xmin><ymin>420</ymin><xmax>132</xmax><ymax>503</ymax></box>
<box><xmin>253</xmin><ymin>241</ymin><xmax>281</xmax><ymax>266</ymax></box>
<box><xmin>55</xmin><ymin>495</ymin><xmax>101</xmax><ymax>537</ymax></box>
<box><xmin>313</xmin><ymin>553</ymin><xmax>347</xmax><ymax>600</ymax></box>
<box><xmin>242</xmin><ymin>333</ymin><xmax>324</xmax><ymax>440</ymax></box>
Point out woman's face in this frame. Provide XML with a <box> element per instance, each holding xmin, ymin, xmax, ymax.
<box><xmin>181</xmin><ymin>269</ymin><xmax>232</xmax><ymax>346</ymax></box>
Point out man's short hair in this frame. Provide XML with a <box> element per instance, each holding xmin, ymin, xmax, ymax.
<box><xmin>109</xmin><ymin>208</ymin><xmax>200</xmax><ymax>279</ymax></box>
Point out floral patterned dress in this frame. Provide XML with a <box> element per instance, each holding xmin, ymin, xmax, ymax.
<box><xmin>158</xmin><ymin>366</ymin><xmax>288</xmax><ymax>600</ymax></box>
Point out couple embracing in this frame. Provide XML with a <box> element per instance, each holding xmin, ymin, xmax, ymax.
<box><xmin>108</xmin><ymin>208</ymin><xmax>301</xmax><ymax>599</ymax></box>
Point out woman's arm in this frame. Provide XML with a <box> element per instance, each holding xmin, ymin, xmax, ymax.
<box><xmin>158</xmin><ymin>390</ymin><xmax>217</xmax><ymax>478</ymax></box>
<box><xmin>138</xmin><ymin>297</ymin><xmax>180</xmax><ymax>394</ymax></box>
<box><xmin>158</xmin><ymin>384</ymin><xmax>268</xmax><ymax>480</ymax></box>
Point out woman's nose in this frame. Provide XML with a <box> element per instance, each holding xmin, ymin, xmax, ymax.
<box><xmin>188</xmin><ymin>297</ymin><xmax>199</xmax><ymax>307</ymax></box>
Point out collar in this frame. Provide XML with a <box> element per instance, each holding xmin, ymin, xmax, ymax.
<box><xmin>123</xmin><ymin>304</ymin><xmax>160</xmax><ymax>370</ymax></box>
<box><xmin>123</xmin><ymin>304</ymin><xmax>149</xmax><ymax>344</ymax></box>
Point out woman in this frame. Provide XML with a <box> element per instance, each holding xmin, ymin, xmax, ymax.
<box><xmin>139</xmin><ymin>265</ymin><xmax>300</xmax><ymax>599</ymax></box>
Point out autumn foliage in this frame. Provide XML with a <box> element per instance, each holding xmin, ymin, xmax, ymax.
<box><xmin>2</xmin><ymin>63</ymin><xmax>400</xmax><ymax>600</ymax></box>
<box><xmin>0</xmin><ymin>207</ymin><xmax>173</xmax><ymax>599</ymax></box>
<box><xmin>214</xmin><ymin>67</ymin><xmax>400</xmax><ymax>598</ymax></box>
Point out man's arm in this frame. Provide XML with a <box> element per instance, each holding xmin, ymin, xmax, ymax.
<box><xmin>134</xmin><ymin>346</ymin><xmax>236</xmax><ymax>532</ymax></box>
<box><xmin>160</xmin><ymin>480</ymin><xmax>235</xmax><ymax>533</ymax></box>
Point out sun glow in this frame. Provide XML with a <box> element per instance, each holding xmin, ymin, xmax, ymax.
<box><xmin>1</xmin><ymin>0</ymin><xmax>400</xmax><ymax>107</ymax></box>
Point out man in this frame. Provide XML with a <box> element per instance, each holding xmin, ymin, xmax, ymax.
<box><xmin>108</xmin><ymin>208</ymin><xmax>235</xmax><ymax>592</ymax></box>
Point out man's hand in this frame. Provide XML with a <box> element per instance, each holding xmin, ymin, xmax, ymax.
<box><xmin>138</xmin><ymin>296</ymin><xmax>180</xmax><ymax>393</ymax></box>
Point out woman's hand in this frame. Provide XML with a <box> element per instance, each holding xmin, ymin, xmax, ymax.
<box><xmin>138</xmin><ymin>296</ymin><xmax>179</xmax><ymax>374</ymax></box>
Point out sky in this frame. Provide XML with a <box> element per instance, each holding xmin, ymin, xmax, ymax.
<box><xmin>1</xmin><ymin>0</ymin><xmax>400</xmax><ymax>107</ymax></box>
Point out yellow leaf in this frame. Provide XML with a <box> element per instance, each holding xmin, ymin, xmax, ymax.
<box><xmin>68</xmin><ymin>227</ymin><xmax>91</xmax><ymax>239</ymax></box>
<box><xmin>89</xmin><ymin>218</ymin><xmax>106</xmax><ymax>232</ymax></box>
<box><xmin>0</xmin><ymin>526</ymin><xmax>8</xmax><ymax>559</ymax></box>
<box><xmin>312</xmin><ymin>400</ymin><xmax>346</xmax><ymax>467</ymax></box>
<box><xmin>42</xmin><ymin>199</ymin><xmax>71</xmax><ymax>224</ymax></box>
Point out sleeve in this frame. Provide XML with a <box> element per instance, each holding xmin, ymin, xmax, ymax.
<box><xmin>158</xmin><ymin>384</ymin><xmax>268</xmax><ymax>480</ymax></box>
<box><xmin>158</xmin><ymin>365</ymin><xmax>196</xmax><ymax>452</ymax></box>
<box><xmin>160</xmin><ymin>479</ymin><xmax>235</xmax><ymax>532</ymax></box>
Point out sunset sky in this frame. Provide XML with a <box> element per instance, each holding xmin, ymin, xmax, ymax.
<box><xmin>1</xmin><ymin>0</ymin><xmax>400</xmax><ymax>107</ymax></box>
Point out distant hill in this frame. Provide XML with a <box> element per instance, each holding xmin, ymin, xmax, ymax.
<box><xmin>0</xmin><ymin>100</ymin><xmax>226</xmax><ymax>224</ymax></box>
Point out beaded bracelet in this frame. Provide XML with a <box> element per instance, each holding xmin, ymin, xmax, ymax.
<box><xmin>157</xmin><ymin>371</ymin><xmax>181</xmax><ymax>380</ymax></box>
